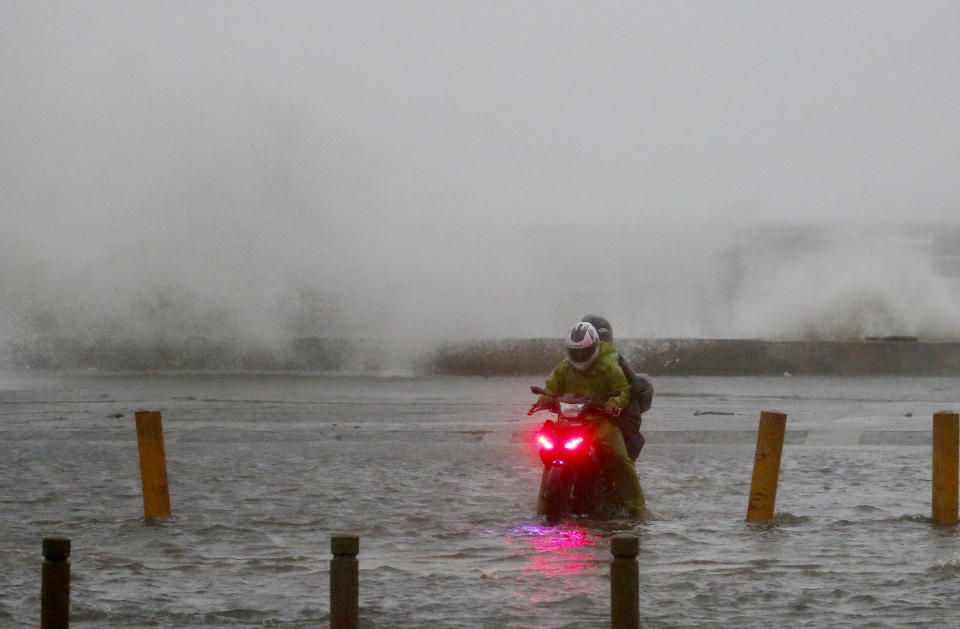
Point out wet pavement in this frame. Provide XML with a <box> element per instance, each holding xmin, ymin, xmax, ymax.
<box><xmin>1</xmin><ymin>373</ymin><xmax>959</xmax><ymax>627</ymax></box>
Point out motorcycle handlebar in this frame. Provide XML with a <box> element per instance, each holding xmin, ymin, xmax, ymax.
<box><xmin>527</xmin><ymin>386</ymin><xmax>623</xmax><ymax>417</ymax></box>
<box><xmin>529</xmin><ymin>386</ymin><xmax>621</xmax><ymax>403</ymax></box>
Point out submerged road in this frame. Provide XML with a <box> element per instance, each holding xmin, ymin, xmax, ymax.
<box><xmin>1</xmin><ymin>373</ymin><xmax>959</xmax><ymax>627</ymax></box>
<box><xmin>2</xmin><ymin>372</ymin><xmax>955</xmax><ymax>445</ymax></box>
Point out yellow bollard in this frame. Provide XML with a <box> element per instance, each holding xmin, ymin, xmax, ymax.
<box><xmin>746</xmin><ymin>411</ymin><xmax>787</xmax><ymax>522</ymax></box>
<box><xmin>135</xmin><ymin>411</ymin><xmax>172</xmax><ymax>519</ymax></box>
<box><xmin>932</xmin><ymin>411</ymin><xmax>959</xmax><ymax>526</ymax></box>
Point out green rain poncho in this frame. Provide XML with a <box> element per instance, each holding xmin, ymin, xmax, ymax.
<box><xmin>542</xmin><ymin>341</ymin><xmax>631</xmax><ymax>409</ymax></box>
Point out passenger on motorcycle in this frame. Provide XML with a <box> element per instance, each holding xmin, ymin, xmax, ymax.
<box><xmin>531</xmin><ymin>321</ymin><xmax>645</xmax><ymax>516</ymax></box>
<box><xmin>581</xmin><ymin>314</ymin><xmax>653</xmax><ymax>461</ymax></box>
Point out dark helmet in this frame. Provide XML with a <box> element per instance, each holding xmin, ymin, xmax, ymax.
<box><xmin>581</xmin><ymin>314</ymin><xmax>612</xmax><ymax>343</ymax></box>
<box><xmin>566</xmin><ymin>321</ymin><xmax>601</xmax><ymax>371</ymax></box>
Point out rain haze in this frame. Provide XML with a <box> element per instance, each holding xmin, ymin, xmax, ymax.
<box><xmin>3</xmin><ymin>1</ymin><xmax>960</xmax><ymax>367</ymax></box>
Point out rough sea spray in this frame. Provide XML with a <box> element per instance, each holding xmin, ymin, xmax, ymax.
<box><xmin>726</xmin><ymin>226</ymin><xmax>960</xmax><ymax>340</ymax></box>
<box><xmin>2</xmin><ymin>3</ymin><xmax>959</xmax><ymax>370</ymax></box>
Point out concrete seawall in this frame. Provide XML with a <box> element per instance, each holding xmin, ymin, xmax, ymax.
<box><xmin>427</xmin><ymin>337</ymin><xmax>960</xmax><ymax>376</ymax></box>
<box><xmin>5</xmin><ymin>336</ymin><xmax>960</xmax><ymax>375</ymax></box>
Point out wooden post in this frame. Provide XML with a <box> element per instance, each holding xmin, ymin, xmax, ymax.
<box><xmin>330</xmin><ymin>535</ymin><xmax>359</xmax><ymax>629</ymax></box>
<box><xmin>135</xmin><ymin>411</ymin><xmax>171</xmax><ymax>518</ymax></box>
<box><xmin>610</xmin><ymin>534</ymin><xmax>639</xmax><ymax>629</ymax></box>
<box><xmin>41</xmin><ymin>536</ymin><xmax>70</xmax><ymax>629</ymax></box>
<box><xmin>932</xmin><ymin>411</ymin><xmax>959</xmax><ymax>526</ymax></box>
<box><xmin>746</xmin><ymin>411</ymin><xmax>788</xmax><ymax>522</ymax></box>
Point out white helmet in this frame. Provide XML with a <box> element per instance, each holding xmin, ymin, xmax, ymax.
<box><xmin>565</xmin><ymin>321</ymin><xmax>600</xmax><ymax>371</ymax></box>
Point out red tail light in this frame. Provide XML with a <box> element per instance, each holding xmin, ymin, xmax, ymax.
<box><xmin>563</xmin><ymin>436</ymin><xmax>584</xmax><ymax>451</ymax></box>
<box><xmin>537</xmin><ymin>434</ymin><xmax>555</xmax><ymax>450</ymax></box>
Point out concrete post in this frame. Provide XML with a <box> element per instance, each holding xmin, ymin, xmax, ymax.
<box><xmin>932</xmin><ymin>411</ymin><xmax>959</xmax><ymax>526</ymax></box>
<box><xmin>330</xmin><ymin>535</ymin><xmax>359</xmax><ymax>629</ymax></box>
<box><xmin>747</xmin><ymin>411</ymin><xmax>788</xmax><ymax>522</ymax></box>
<box><xmin>610</xmin><ymin>534</ymin><xmax>639</xmax><ymax>629</ymax></box>
<box><xmin>135</xmin><ymin>411</ymin><xmax>172</xmax><ymax>518</ymax></box>
<box><xmin>41</xmin><ymin>536</ymin><xmax>70</xmax><ymax>629</ymax></box>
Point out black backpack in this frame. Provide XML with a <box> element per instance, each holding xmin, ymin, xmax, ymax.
<box><xmin>618</xmin><ymin>354</ymin><xmax>653</xmax><ymax>415</ymax></box>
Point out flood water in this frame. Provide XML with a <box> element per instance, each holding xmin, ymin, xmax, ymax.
<box><xmin>1</xmin><ymin>373</ymin><xmax>959</xmax><ymax>627</ymax></box>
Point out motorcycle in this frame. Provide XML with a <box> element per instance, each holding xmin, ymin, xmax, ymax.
<box><xmin>528</xmin><ymin>386</ymin><xmax>629</xmax><ymax>521</ymax></box>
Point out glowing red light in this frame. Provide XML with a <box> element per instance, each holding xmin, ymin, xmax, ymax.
<box><xmin>537</xmin><ymin>434</ymin><xmax>554</xmax><ymax>450</ymax></box>
<box><xmin>563</xmin><ymin>436</ymin><xmax>584</xmax><ymax>450</ymax></box>
<box><xmin>517</xmin><ymin>524</ymin><xmax>599</xmax><ymax>577</ymax></box>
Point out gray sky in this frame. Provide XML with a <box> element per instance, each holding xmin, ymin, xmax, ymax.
<box><xmin>2</xmin><ymin>2</ymin><xmax>959</xmax><ymax>346</ymax></box>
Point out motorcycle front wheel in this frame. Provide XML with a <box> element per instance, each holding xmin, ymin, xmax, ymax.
<box><xmin>542</xmin><ymin>467</ymin><xmax>573</xmax><ymax>523</ymax></box>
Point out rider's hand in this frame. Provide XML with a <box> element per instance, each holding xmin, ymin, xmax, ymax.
<box><xmin>603</xmin><ymin>400</ymin><xmax>622</xmax><ymax>417</ymax></box>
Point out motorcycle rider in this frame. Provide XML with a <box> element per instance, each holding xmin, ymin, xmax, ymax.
<box><xmin>580</xmin><ymin>314</ymin><xmax>653</xmax><ymax>460</ymax></box>
<box><xmin>530</xmin><ymin>321</ymin><xmax>645</xmax><ymax>517</ymax></box>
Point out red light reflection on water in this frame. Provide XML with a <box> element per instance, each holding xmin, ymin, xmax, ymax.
<box><xmin>514</xmin><ymin>524</ymin><xmax>599</xmax><ymax>576</ymax></box>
